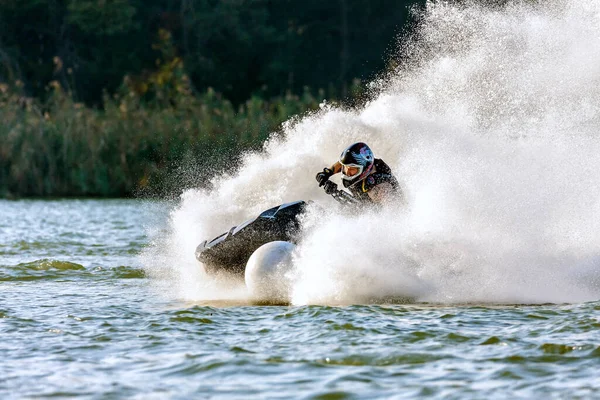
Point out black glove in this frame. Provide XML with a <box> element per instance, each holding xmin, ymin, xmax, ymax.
<box><xmin>323</xmin><ymin>180</ymin><xmax>338</xmax><ymax>195</ymax></box>
<box><xmin>315</xmin><ymin>167</ymin><xmax>334</xmax><ymax>187</ymax></box>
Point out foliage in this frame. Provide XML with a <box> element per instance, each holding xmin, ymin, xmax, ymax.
<box><xmin>0</xmin><ymin>0</ymin><xmax>423</xmax><ymax>104</ymax></box>
<box><xmin>0</xmin><ymin>74</ymin><xmax>328</xmax><ymax>198</ymax></box>
<box><xmin>0</xmin><ymin>0</ymin><xmax>424</xmax><ymax>198</ymax></box>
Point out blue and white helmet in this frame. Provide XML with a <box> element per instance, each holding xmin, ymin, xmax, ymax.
<box><xmin>339</xmin><ymin>142</ymin><xmax>375</xmax><ymax>185</ymax></box>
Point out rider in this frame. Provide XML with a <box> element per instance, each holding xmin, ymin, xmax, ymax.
<box><xmin>315</xmin><ymin>142</ymin><xmax>402</xmax><ymax>205</ymax></box>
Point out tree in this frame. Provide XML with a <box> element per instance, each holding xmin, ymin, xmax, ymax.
<box><xmin>0</xmin><ymin>0</ymin><xmax>425</xmax><ymax>105</ymax></box>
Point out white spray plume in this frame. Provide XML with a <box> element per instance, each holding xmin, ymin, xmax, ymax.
<box><xmin>143</xmin><ymin>0</ymin><xmax>600</xmax><ymax>304</ymax></box>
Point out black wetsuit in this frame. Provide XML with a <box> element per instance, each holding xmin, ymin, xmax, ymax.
<box><xmin>342</xmin><ymin>158</ymin><xmax>401</xmax><ymax>203</ymax></box>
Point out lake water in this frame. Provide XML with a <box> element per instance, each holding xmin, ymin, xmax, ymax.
<box><xmin>1</xmin><ymin>199</ymin><xmax>599</xmax><ymax>399</ymax></box>
<box><xmin>5</xmin><ymin>0</ymin><xmax>600</xmax><ymax>397</ymax></box>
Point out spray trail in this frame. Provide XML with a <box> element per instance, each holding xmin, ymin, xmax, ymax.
<box><xmin>143</xmin><ymin>0</ymin><xmax>600</xmax><ymax>304</ymax></box>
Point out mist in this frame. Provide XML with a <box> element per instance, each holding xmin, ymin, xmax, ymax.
<box><xmin>142</xmin><ymin>0</ymin><xmax>600</xmax><ymax>305</ymax></box>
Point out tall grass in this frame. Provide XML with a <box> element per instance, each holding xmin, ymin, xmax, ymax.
<box><xmin>0</xmin><ymin>79</ymin><xmax>329</xmax><ymax>198</ymax></box>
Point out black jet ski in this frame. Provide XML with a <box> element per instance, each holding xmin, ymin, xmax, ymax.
<box><xmin>195</xmin><ymin>181</ymin><xmax>357</xmax><ymax>277</ymax></box>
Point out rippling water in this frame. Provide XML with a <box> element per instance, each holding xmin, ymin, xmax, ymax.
<box><xmin>5</xmin><ymin>1</ymin><xmax>600</xmax><ymax>395</ymax></box>
<box><xmin>1</xmin><ymin>199</ymin><xmax>599</xmax><ymax>399</ymax></box>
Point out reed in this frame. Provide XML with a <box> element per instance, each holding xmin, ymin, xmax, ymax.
<box><xmin>0</xmin><ymin>80</ymin><xmax>328</xmax><ymax>198</ymax></box>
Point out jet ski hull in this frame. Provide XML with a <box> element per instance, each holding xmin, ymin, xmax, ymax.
<box><xmin>195</xmin><ymin>201</ymin><xmax>307</xmax><ymax>277</ymax></box>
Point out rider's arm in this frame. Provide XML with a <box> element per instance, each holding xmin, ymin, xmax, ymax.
<box><xmin>329</xmin><ymin>161</ymin><xmax>342</xmax><ymax>174</ymax></box>
<box><xmin>316</xmin><ymin>162</ymin><xmax>342</xmax><ymax>187</ymax></box>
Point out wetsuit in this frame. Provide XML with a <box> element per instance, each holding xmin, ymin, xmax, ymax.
<box><xmin>342</xmin><ymin>158</ymin><xmax>401</xmax><ymax>203</ymax></box>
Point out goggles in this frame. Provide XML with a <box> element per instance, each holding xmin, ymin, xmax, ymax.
<box><xmin>341</xmin><ymin>164</ymin><xmax>363</xmax><ymax>180</ymax></box>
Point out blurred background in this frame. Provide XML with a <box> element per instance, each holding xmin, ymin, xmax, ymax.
<box><xmin>0</xmin><ymin>0</ymin><xmax>426</xmax><ymax>198</ymax></box>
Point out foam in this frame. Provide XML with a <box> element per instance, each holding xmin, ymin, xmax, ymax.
<box><xmin>142</xmin><ymin>0</ymin><xmax>600</xmax><ymax>304</ymax></box>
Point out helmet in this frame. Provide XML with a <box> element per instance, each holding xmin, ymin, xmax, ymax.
<box><xmin>339</xmin><ymin>142</ymin><xmax>375</xmax><ymax>185</ymax></box>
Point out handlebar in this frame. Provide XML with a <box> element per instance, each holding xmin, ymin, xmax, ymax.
<box><xmin>321</xmin><ymin>180</ymin><xmax>360</xmax><ymax>206</ymax></box>
<box><xmin>330</xmin><ymin>188</ymin><xmax>360</xmax><ymax>205</ymax></box>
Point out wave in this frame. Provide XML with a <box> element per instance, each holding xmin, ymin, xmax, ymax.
<box><xmin>0</xmin><ymin>259</ymin><xmax>145</xmax><ymax>281</ymax></box>
<box><xmin>142</xmin><ymin>0</ymin><xmax>600</xmax><ymax>305</ymax></box>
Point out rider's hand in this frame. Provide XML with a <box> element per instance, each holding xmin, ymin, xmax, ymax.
<box><xmin>323</xmin><ymin>180</ymin><xmax>338</xmax><ymax>195</ymax></box>
<box><xmin>315</xmin><ymin>168</ymin><xmax>334</xmax><ymax>187</ymax></box>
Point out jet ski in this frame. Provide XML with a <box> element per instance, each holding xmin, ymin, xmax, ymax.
<box><xmin>195</xmin><ymin>181</ymin><xmax>357</xmax><ymax>278</ymax></box>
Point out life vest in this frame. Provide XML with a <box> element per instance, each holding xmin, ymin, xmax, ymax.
<box><xmin>342</xmin><ymin>158</ymin><xmax>400</xmax><ymax>203</ymax></box>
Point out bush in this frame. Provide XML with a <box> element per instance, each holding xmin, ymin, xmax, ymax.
<box><xmin>0</xmin><ymin>76</ymin><xmax>328</xmax><ymax>198</ymax></box>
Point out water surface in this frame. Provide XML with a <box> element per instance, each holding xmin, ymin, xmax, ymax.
<box><xmin>1</xmin><ymin>200</ymin><xmax>599</xmax><ymax>399</ymax></box>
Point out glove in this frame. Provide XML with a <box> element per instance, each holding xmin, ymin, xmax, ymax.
<box><xmin>323</xmin><ymin>180</ymin><xmax>338</xmax><ymax>195</ymax></box>
<box><xmin>315</xmin><ymin>167</ymin><xmax>334</xmax><ymax>187</ymax></box>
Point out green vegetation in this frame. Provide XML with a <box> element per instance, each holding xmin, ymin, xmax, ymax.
<box><xmin>0</xmin><ymin>71</ymin><xmax>330</xmax><ymax>197</ymax></box>
<box><xmin>0</xmin><ymin>0</ymin><xmax>425</xmax><ymax>197</ymax></box>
